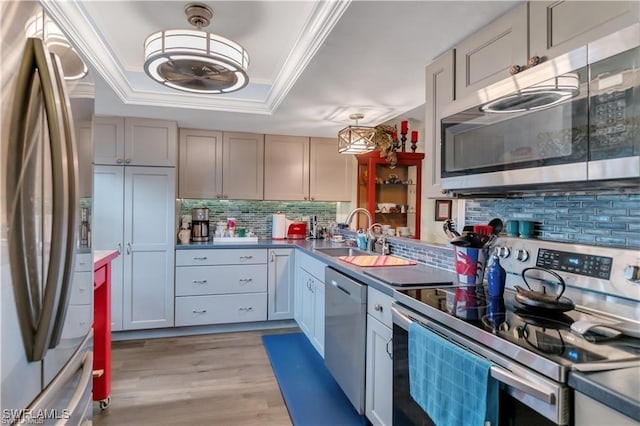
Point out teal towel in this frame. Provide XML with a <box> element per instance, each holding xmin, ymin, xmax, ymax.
<box><xmin>409</xmin><ymin>322</ymin><xmax>499</xmax><ymax>426</ymax></box>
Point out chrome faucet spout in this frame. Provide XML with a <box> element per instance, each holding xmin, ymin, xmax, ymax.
<box><xmin>345</xmin><ymin>208</ymin><xmax>373</xmax><ymax>232</ymax></box>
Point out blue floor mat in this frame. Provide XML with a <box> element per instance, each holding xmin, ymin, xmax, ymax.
<box><xmin>262</xmin><ymin>332</ymin><xmax>367</xmax><ymax>426</ymax></box>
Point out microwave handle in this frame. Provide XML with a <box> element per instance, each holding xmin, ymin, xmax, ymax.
<box><xmin>391</xmin><ymin>306</ymin><xmax>556</xmax><ymax>405</ymax></box>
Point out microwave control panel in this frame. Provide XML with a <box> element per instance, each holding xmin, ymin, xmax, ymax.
<box><xmin>536</xmin><ymin>248</ymin><xmax>612</xmax><ymax>279</ymax></box>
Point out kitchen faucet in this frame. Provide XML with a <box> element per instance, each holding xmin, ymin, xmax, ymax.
<box><xmin>344</xmin><ymin>208</ymin><xmax>374</xmax><ymax>251</ymax></box>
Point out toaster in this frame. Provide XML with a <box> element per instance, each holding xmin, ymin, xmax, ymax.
<box><xmin>287</xmin><ymin>222</ymin><xmax>307</xmax><ymax>239</ymax></box>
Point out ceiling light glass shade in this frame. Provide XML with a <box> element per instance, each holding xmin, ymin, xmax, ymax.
<box><xmin>144</xmin><ymin>29</ymin><xmax>250</xmax><ymax>94</ymax></box>
<box><xmin>338</xmin><ymin>125</ymin><xmax>377</xmax><ymax>153</ymax></box>
<box><xmin>25</xmin><ymin>13</ymin><xmax>88</xmax><ymax>80</ymax></box>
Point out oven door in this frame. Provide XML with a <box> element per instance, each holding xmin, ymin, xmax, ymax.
<box><xmin>440</xmin><ymin>46</ymin><xmax>589</xmax><ymax>192</ymax></box>
<box><xmin>392</xmin><ymin>303</ymin><xmax>571</xmax><ymax>426</ymax></box>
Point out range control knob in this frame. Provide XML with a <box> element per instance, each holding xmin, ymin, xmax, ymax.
<box><xmin>515</xmin><ymin>249</ymin><xmax>529</xmax><ymax>262</ymax></box>
<box><xmin>623</xmin><ymin>265</ymin><xmax>640</xmax><ymax>283</ymax></box>
<box><xmin>496</xmin><ymin>246</ymin><xmax>511</xmax><ymax>259</ymax></box>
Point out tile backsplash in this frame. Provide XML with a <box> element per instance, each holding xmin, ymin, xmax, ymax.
<box><xmin>465</xmin><ymin>194</ymin><xmax>639</xmax><ymax>249</ymax></box>
<box><xmin>179</xmin><ymin>199</ymin><xmax>337</xmax><ymax>238</ymax></box>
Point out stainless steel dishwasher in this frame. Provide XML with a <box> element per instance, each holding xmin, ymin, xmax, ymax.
<box><xmin>324</xmin><ymin>267</ymin><xmax>367</xmax><ymax>415</ymax></box>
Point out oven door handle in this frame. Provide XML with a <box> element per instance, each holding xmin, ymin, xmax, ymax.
<box><xmin>490</xmin><ymin>366</ymin><xmax>555</xmax><ymax>405</ymax></box>
<box><xmin>392</xmin><ymin>306</ymin><xmax>556</xmax><ymax>405</ymax></box>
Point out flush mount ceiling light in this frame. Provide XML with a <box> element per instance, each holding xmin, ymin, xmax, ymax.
<box><xmin>143</xmin><ymin>3</ymin><xmax>249</xmax><ymax>94</ymax></box>
<box><xmin>338</xmin><ymin>113</ymin><xmax>377</xmax><ymax>154</ymax></box>
<box><xmin>25</xmin><ymin>12</ymin><xmax>89</xmax><ymax>80</ymax></box>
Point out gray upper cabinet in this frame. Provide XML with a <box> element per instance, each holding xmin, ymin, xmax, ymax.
<box><xmin>178</xmin><ymin>129</ymin><xmax>264</xmax><ymax>200</ymax></box>
<box><xmin>424</xmin><ymin>50</ymin><xmax>455</xmax><ymax>199</ymax></box>
<box><xmin>309</xmin><ymin>137</ymin><xmax>353</xmax><ymax>202</ymax></box>
<box><xmin>222</xmin><ymin>132</ymin><xmax>264</xmax><ymax>200</ymax></box>
<box><xmin>455</xmin><ymin>3</ymin><xmax>528</xmax><ymax>100</ymax></box>
<box><xmin>75</xmin><ymin>120</ymin><xmax>93</xmax><ymax>198</ymax></box>
<box><xmin>94</xmin><ymin>116</ymin><xmax>177</xmax><ymax>167</ymax></box>
<box><xmin>264</xmin><ymin>134</ymin><xmax>310</xmax><ymax>201</ymax></box>
<box><xmin>530</xmin><ymin>1</ymin><xmax>640</xmax><ymax>61</ymax></box>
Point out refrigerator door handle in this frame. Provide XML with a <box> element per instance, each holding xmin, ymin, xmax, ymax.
<box><xmin>6</xmin><ymin>37</ymin><xmax>70</xmax><ymax>361</ymax></box>
<box><xmin>48</xmin><ymin>51</ymin><xmax>79</xmax><ymax>349</ymax></box>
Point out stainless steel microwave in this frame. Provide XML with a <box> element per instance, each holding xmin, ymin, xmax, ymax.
<box><xmin>440</xmin><ymin>24</ymin><xmax>639</xmax><ymax>195</ymax></box>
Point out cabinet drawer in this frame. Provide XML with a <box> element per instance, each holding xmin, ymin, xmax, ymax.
<box><xmin>367</xmin><ymin>287</ymin><xmax>393</xmax><ymax>327</ymax></box>
<box><xmin>69</xmin><ymin>271</ymin><xmax>92</xmax><ymax>305</ymax></box>
<box><xmin>176</xmin><ymin>264</ymin><xmax>267</xmax><ymax>296</ymax></box>
<box><xmin>175</xmin><ymin>293</ymin><xmax>267</xmax><ymax>326</ymax></box>
<box><xmin>176</xmin><ymin>249</ymin><xmax>267</xmax><ymax>266</ymax></box>
<box><xmin>75</xmin><ymin>253</ymin><xmax>92</xmax><ymax>272</ymax></box>
<box><xmin>296</xmin><ymin>251</ymin><xmax>326</xmax><ymax>281</ymax></box>
<box><xmin>61</xmin><ymin>305</ymin><xmax>92</xmax><ymax>339</ymax></box>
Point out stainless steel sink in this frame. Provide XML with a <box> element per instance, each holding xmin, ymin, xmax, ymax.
<box><xmin>314</xmin><ymin>247</ymin><xmax>370</xmax><ymax>257</ymax></box>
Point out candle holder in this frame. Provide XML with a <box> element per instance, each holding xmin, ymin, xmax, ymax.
<box><xmin>400</xmin><ymin>131</ymin><xmax>407</xmax><ymax>152</ymax></box>
<box><xmin>410</xmin><ymin>131</ymin><xmax>418</xmax><ymax>152</ymax></box>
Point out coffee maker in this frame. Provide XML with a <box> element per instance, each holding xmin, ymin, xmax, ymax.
<box><xmin>191</xmin><ymin>208</ymin><xmax>210</xmax><ymax>241</ymax></box>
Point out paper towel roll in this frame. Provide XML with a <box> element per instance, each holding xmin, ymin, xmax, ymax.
<box><xmin>272</xmin><ymin>213</ymin><xmax>287</xmax><ymax>240</ymax></box>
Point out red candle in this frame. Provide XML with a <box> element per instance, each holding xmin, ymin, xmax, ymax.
<box><xmin>401</xmin><ymin>120</ymin><xmax>408</xmax><ymax>134</ymax></box>
<box><xmin>411</xmin><ymin>131</ymin><xmax>418</xmax><ymax>142</ymax></box>
<box><xmin>391</xmin><ymin>131</ymin><xmax>397</xmax><ymax>141</ymax></box>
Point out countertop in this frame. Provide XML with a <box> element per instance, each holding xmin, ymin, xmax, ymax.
<box><xmin>175</xmin><ymin>238</ymin><xmax>639</xmax><ymax>418</ymax></box>
<box><xmin>569</xmin><ymin>367</ymin><xmax>640</xmax><ymax>421</ymax></box>
<box><xmin>94</xmin><ymin>249</ymin><xmax>119</xmax><ymax>270</ymax></box>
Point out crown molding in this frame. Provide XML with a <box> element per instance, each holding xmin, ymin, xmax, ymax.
<box><xmin>42</xmin><ymin>0</ymin><xmax>351</xmax><ymax>115</ymax></box>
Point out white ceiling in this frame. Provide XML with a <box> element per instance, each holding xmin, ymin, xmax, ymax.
<box><xmin>46</xmin><ymin>0</ymin><xmax>521</xmax><ymax>138</ymax></box>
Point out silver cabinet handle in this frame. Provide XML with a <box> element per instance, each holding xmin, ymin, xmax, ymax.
<box><xmin>192</xmin><ymin>280</ymin><xmax>208</xmax><ymax>284</ymax></box>
<box><xmin>238</xmin><ymin>306</ymin><xmax>253</xmax><ymax>311</ymax></box>
<box><xmin>125</xmin><ymin>158</ymin><xmax>131</xmax><ymax>164</ymax></box>
<box><xmin>193</xmin><ymin>256</ymin><xmax>208</xmax><ymax>261</ymax></box>
<box><xmin>223</xmin><ymin>194</ymin><xmax>229</xmax><ymax>199</ymax></box>
<box><xmin>126</xmin><ymin>242</ymin><xmax>131</xmax><ymax>255</ymax></box>
<box><xmin>270</xmin><ymin>251</ymin><xmax>275</xmax><ymax>262</ymax></box>
<box><xmin>374</xmin><ymin>304</ymin><xmax>383</xmax><ymax>312</ymax></box>
<box><xmin>192</xmin><ymin>309</ymin><xmax>207</xmax><ymax>314</ymax></box>
<box><xmin>116</xmin><ymin>158</ymin><xmax>123</xmax><ymax>164</ymax></box>
<box><xmin>239</xmin><ymin>255</ymin><xmax>253</xmax><ymax>260</ymax></box>
<box><xmin>117</xmin><ymin>242</ymin><xmax>122</xmax><ymax>254</ymax></box>
<box><xmin>239</xmin><ymin>278</ymin><xmax>253</xmax><ymax>283</ymax></box>
<box><xmin>216</xmin><ymin>194</ymin><xmax>222</xmax><ymax>199</ymax></box>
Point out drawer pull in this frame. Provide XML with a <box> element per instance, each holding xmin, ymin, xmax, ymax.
<box><xmin>239</xmin><ymin>255</ymin><xmax>253</xmax><ymax>260</ymax></box>
<box><xmin>192</xmin><ymin>280</ymin><xmax>208</xmax><ymax>284</ymax></box>
<box><xmin>374</xmin><ymin>304</ymin><xmax>383</xmax><ymax>312</ymax></box>
<box><xmin>238</xmin><ymin>306</ymin><xmax>253</xmax><ymax>312</ymax></box>
<box><xmin>239</xmin><ymin>278</ymin><xmax>253</xmax><ymax>283</ymax></box>
<box><xmin>192</xmin><ymin>309</ymin><xmax>207</xmax><ymax>314</ymax></box>
<box><xmin>193</xmin><ymin>256</ymin><xmax>208</xmax><ymax>261</ymax></box>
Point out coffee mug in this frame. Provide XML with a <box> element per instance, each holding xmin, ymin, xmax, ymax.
<box><xmin>519</xmin><ymin>220</ymin><xmax>535</xmax><ymax>238</ymax></box>
<box><xmin>506</xmin><ymin>220</ymin><xmax>519</xmax><ymax>237</ymax></box>
<box><xmin>236</xmin><ymin>227</ymin><xmax>246</xmax><ymax>237</ymax></box>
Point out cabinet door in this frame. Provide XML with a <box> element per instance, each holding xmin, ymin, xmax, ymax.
<box><xmin>92</xmin><ymin>166</ymin><xmax>124</xmax><ymax>331</ymax></box>
<box><xmin>122</xmin><ymin>167</ymin><xmax>175</xmax><ymax>330</ymax></box>
<box><xmin>455</xmin><ymin>3</ymin><xmax>528</xmax><ymax>99</ymax></box>
<box><xmin>264</xmin><ymin>135</ymin><xmax>310</xmax><ymax>200</ymax></box>
<box><xmin>309</xmin><ymin>137</ymin><xmax>353</xmax><ymax>201</ymax></box>
<box><xmin>267</xmin><ymin>249</ymin><xmax>295</xmax><ymax>320</ymax></box>
<box><xmin>311</xmin><ymin>278</ymin><xmax>325</xmax><ymax>358</ymax></box>
<box><xmin>75</xmin><ymin>120</ymin><xmax>93</xmax><ymax>198</ymax></box>
<box><xmin>178</xmin><ymin>129</ymin><xmax>223</xmax><ymax>199</ymax></box>
<box><xmin>124</xmin><ymin>118</ymin><xmax>177</xmax><ymax>166</ymax></box>
<box><xmin>530</xmin><ymin>1</ymin><xmax>640</xmax><ymax>61</ymax></box>
<box><xmin>365</xmin><ymin>316</ymin><xmax>393</xmax><ymax>426</ymax></box>
<box><xmin>93</xmin><ymin>116</ymin><xmax>125</xmax><ymax>166</ymax></box>
<box><xmin>424</xmin><ymin>51</ymin><xmax>455</xmax><ymax>199</ymax></box>
<box><xmin>222</xmin><ymin>132</ymin><xmax>264</xmax><ymax>200</ymax></box>
<box><xmin>298</xmin><ymin>269</ymin><xmax>315</xmax><ymax>339</ymax></box>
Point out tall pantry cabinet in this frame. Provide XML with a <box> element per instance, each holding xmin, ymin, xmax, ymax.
<box><xmin>93</xmin><ymin>116</ymin><xmax>177</xmax><ymax>331</ymax></box>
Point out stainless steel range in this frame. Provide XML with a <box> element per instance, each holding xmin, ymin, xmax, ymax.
<box><xmin>392</xmin><ymin>237</ymin><xmax>640</xmax><ymax>425</ymax></box>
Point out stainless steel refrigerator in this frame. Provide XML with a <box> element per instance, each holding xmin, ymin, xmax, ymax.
<box><xmin>1</xmin><ymin>2</ymin><xmax>94</xmax><ymax>424</ymax></box>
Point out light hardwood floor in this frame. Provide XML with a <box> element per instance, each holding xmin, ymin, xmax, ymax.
<box><xmin>93</xmin><ymin>329</ymin><xmax>296</xmax><ymax>425</ymax></box>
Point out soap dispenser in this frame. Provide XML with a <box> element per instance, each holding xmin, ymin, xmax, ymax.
<box><xmin>486</xmin><ymin>252</ymin><xmax>506</xmax><ymax>298</ymax></box>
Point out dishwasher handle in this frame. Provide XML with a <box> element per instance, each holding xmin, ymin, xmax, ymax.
<box><xmin>331</xmin><ymin>279</ymin><xmax>351</xmax><ymax>296</ymax></box>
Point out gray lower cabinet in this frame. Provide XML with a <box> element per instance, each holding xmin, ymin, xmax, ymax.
<box><xmin>267</xmin><ymin>248</ymin><xmax>295</xmax><ymax>320</ymax></box>
<box><xmin>174</xmin><ymin>249</ymin><xmax>268</xmax><ymax>326</ymax></box>
<box><xmin>529</xmin><ymin>1</ymin><xmax>640</xmax><ymax>61</ymax></box>
<box><xmin>294</xmin><ymin>251</ymin><xmax>326</xmax><ymax>357</ymax></box>
<box><xmin>365</xmin><ymin>287</ymin><xmax>393</xmax><ymax>426</ymax></box>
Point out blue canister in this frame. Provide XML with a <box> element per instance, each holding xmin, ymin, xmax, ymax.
<box><xmin>486</xmin><ymin>254</ymin><xmax>506</xmax><ymax>298</ymax></box>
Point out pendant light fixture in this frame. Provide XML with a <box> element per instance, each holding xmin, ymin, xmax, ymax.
<box><xmin>338</xmin><ymin>113</ymin><xmax>377</xmax><ymax>154</ymax></box>
<box><xmin>143</xmin><ymin>3</ymin><xmax>249</xmax><ymax>94</ymax></box>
